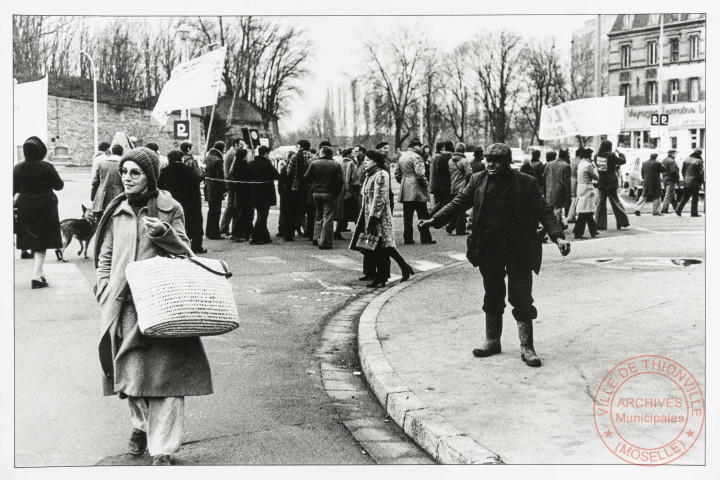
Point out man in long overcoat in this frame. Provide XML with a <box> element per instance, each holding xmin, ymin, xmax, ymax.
<box><xmin>395</xmin><ymin>138</ymin><xmax>434</xmax><ymax>244</ymax></box>
<box><xmin>91</xmin><ymin>144</ymin><xmax>125</xmax><ymax>222</ymax></box>
<box><xmin>634</xmin><ymin>153</ymin><xmax>666</xmax><ymax>216</ymax></box>
<box><xmin>543</xmin><ymin>150</ymin><xmax>571</xmax><ymax>229</ymax></box>
<box><xmin>419</xmin><ymin>143</ymin><xmax>570</xmax><ymax>367</ymax></box>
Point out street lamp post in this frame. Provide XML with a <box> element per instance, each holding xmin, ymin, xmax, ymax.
<box><xmin>80</xmin><ymin>50</ymin><xmax>98</xmax><ymax>158</ymax></box>
<box><xmin>177</xmin><ymin>24</ymin><xmax>191</xmax><ymax>121</ymax></box>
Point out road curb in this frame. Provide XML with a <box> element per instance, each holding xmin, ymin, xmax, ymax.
<box><xmin>357</xmin><ymin>262</ymin><xmax>503</xmax><ymax>465</ymax></box>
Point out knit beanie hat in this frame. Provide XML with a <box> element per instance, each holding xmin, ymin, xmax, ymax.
<box><xmin>485</xmin><ymin>143</ymin><xmax>512</xmax><ymax>163</ymax></box>
<box><xmin>23</xmin><ymin>136</ymin><xmax>47</xmax><ymax>161</ymax></box>
<box><xmin>119</xmin><ymin>147</ymin><xmax>161</xmax><ymax>191</ymax></box>
<box><xmin>298</xmin><ymin>140</ymin><xmax>311</xmax><ymax>151</ymax></box>
<box><xmin>375</xmin><ymin>141</ymin><xmax>390</xmax><ymax>149</ymax></box>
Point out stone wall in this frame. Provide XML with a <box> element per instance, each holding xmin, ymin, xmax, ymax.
<box><xmin>44</xmin><ymin>96</ymin><xmax>204</xmax><ymax>165</ymax></box>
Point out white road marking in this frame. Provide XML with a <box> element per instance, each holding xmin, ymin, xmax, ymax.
<box><xmin>246</xmin><ymin>256</ymin><xmax>287</xmax><ymax>264</ymax></box>
<box><xmin>409</xmin><ymin>260</ymin><xmax>444</xmax><ymax>272</ymax></box>
<box><xmin>312</xmin><ymin>254</ymin><xmax>363</xmax><ymax>271</ymax></box>
<box><xmin>444</xmin><ymin>251</ymin><xmax>467</xmax><ymax>261</ymax></box>
<box><xmin>317</xmin><ymin>279</ymin><xmax>353</xmax><ymax>291</ymax></box>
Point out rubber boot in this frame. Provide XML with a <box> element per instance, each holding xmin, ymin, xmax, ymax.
<box><xmin>517</xmin><ymin>320</ymin><xmax>542</xmax><ymax>367</ymax></box>
<box><xmin>472</xmin><ymin>314</ymin><xmax>502</xmax><ymax>357</ymax></box>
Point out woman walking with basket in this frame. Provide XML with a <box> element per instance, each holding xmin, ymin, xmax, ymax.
<box><xmin>94</xmin><ymin>147</ymin><xmax>213</xmax><ymax>466</ymax></box>
<box><xmin>351</xmin><ymin>150</ymin><xmax>414</xmax><ymax>287</ymax></box>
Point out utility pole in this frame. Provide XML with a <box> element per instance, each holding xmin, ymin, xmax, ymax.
<box><xmin>80</xmin><ymin>50</ymin><xmax>98</xmax><ymax>158</ymax></box>
<box><xmin>657</xmin><ymin>14</ymin><xmax>665</xmax><ymax>151</ymax></box>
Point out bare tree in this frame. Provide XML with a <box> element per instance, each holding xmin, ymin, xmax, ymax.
<box><xmin>569</xmin><ymin>31</ymin><xmax>609</xmax><ymax>101</ymax></box>
<box><xmin>419</xmin><ymin>45</ymin><xmax>445</xmax><ymax>147</ymax></box>
<box><xmin>91</xmin><ymin>19</ymin><xmax>144</xmax><ymax>101</ymax></box>
<box><xmin>466</xmin><ymin>31</ymin><xmax>524</xmax><ymax>144</ymax></box>
<box><xmin>14</xmin><ymin>16</ymin><xmax>79</xmax><ymax>81</ymax></box>
<box><xmin>443</xmin><ymin>44</ymin><xmax>472</xmax><ymax>143</ymax></box>
<box><xmin>363</xmin><ymin>25</ymin><xmax>428</xmax><ymax>149</ymax></box>
<box><xmin>519</xmin><ymin>38</ymin><xmax>568</xmax><ymax>145</ymax></box>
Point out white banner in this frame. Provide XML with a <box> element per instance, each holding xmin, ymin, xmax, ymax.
<box><xmin>14</xmin><ymin>76</ymin><xmax>48</xmax><ymax>148</ymax></box>
<box><xmin>151</xmin><ymin>46</ymin><xmax>227</xmax><ymax>125</ymax></box>
<box><xmin>539</xmin><ymin>96</ymin><xmax>626</xmax><ymax>140</ymax></box>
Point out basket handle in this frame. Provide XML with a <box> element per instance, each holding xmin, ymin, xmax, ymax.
<box><xmin>187</xmin><ymin>256</ymin><xmax>233</xmax><ymax>278</ymax></box>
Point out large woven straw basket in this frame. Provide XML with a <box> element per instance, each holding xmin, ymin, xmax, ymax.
<box><xmin>125</xmin><ymin>255</ymin><xmax>239</xmax><ymax>337</ymax></box>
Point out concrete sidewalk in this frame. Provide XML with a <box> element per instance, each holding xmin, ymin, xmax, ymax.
<box><xmin>358</xmin><ymin>219</ymin><xmax>705</xmax><ymax>464</ymax></box>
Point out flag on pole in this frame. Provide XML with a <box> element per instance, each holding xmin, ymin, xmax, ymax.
<box><xmin>539</xmin><ymin>96</ymin><xmax>626</xmax><ymax>140</ymax></box>
<box><xmin>151</xmin><ymin>46</ymin><xmax>227</xmax><ymax>125</ymax></box>
<box><xmin>14</xmin><ymin>76</ymin><xmax>48</xmax><ymax>147</ymax></box>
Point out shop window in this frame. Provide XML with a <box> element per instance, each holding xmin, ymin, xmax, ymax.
<box><xmin>618</xmin><ymin>133</ymin><xmax>631</xmax><ymax>148</ymax></box>
<box><xmin>647</xmin><ymin>41</ymin><xmax>658</xmax><ymax>65</ymax></box>
<box><xmin>669</xmin><ymin>79</ymin><xmax>679</xmax><ymax>103</ymax></box>
<box><xmin>690</xmin><ymin>129</ymin><xmax>698</xmax><ymax>149</ymax></box>
<box><xmin>669</xmin><ymin>38</ymin><xmax>680</xmax><ymax>62</ymax></box>
<box><xmin>621</xmin><ymin>44</ymin><xmax>632</xmax><ymax>68</ymax></box>
<box><xmin>670</xmin><ymin>137</ymin><xmax>678</xmax><ymax>149</ymax></box>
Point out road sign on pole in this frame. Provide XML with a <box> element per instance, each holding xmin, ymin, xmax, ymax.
<box><xmin>174</xmin><ymin>120</ymin><xmax>190</xmax><ymax>139</ymax></box>
<box><xmin>650</xmin><ymin>114</ymin><xmax>669</xmax><ymax>126</ymax></box>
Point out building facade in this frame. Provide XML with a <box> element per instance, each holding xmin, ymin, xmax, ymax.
<box><xmin>608</xmin><ymin>14</ymin><xmax>705</xmax><ymax>153</ymax></box>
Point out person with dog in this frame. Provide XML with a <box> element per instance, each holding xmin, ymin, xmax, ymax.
<box><xmin>91</xmin><ymin>144</ymin><xmax>125</xmax><ymax>223</ymax></box>
<box><xmin>14</xmin><ymin>136</ymin><xmax>65</xmax><ymax>288</ymax></box>
<box><xmin>419</xmin><ymin>143</ymin><xmax>570</xmax><ymax>367</ymax></box>
<box><xmin>158</xmin><ymin>150</ymin><xmax>206</xmax><ymax>254</ymax></box>
<box><xmin>94</xmin><ymin>147</ymin><xmax>213</xmax><ymax>466</ymax></box>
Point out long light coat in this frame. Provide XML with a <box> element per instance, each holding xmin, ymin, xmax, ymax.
<box><xmin>91</xmin><ymin>155</ymin><xmax>124</xmax><ymax>214</ymax></box>
<box><xmin>576</xmin><ymin>159</ymin><xmax>599</xmax><ymax>213</ymax></box>
<box><xmin>96</xmin><ymin>190</ymin><xmax>213</xmax><ymax>397</ymax></box>
<box><xmin>395</xmin><ymin>150</ymin><xmax>429</xmax><ymax>202</ymax></box>
<box><xmin>355</xmin><ymin>168</ymin><xmax>396</xmax><ymax>248</ymax></box>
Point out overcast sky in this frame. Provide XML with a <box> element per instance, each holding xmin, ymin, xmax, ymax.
<box><xmin>278</xmin><ymin>15</ymin><xmax>597</xmax><ymax>132</ymax></box>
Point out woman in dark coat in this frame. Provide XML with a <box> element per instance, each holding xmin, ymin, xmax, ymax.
<box><xmin>203</xmin><ymin>142</ymin><xmax>226</xmax><ymax>239</ymax></box>
<box><xmin>157</xmin><ymin>150</ymin><xmax>206</xmax><ymax>253</ymax></box>
<box><xmin>247</xmin><ymin>146</ymin><xmax>280</xmax><ymax>244</ymax></box>
<box><xmin>14</xmin><ymin>136</ymin><xmax>64</xmax><ymax>289</ymax></box>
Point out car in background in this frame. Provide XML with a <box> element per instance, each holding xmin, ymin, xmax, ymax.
<box><xmin>510</xmin><ymin>148</ymin><xmax>528</xmax><ymax>170</ymax></box>
<box><xmin>616</xmin><ymin>147</ymin><xmax>663</xmax><ymax>197</ymax></box>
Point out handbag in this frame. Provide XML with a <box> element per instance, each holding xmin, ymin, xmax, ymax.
<box><xmin>355</xmin><ymin>232</ymin><xmax>381</xmax><ymax>251</ymax></box>
<box><xmin>125</xmin><ymin>253</ymin><xmax>240</xmax><ymax>338</ymax></box>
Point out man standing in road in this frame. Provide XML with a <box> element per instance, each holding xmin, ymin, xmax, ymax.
<box><xmin>676</xmin><ymin>149</ymin><xmax>705</xmax><ymax>217</ymax></box>
<box><xmin>566</xmin><ymin>147</ymin><xmax>583</xmax><ymax>223</ymax></box>
<box><xmin>304</xmin><ymin>146</ymin><xmax>344</xmax><ymax>249</ymax></box>
<box><xmin>529</xmin><ymin>150</ymin><xmax>545</xmax><ymax>195</ymax></box>
<box><xmin>90</xmin><ymin>144</ymin><xmax>124</xmax><ymax>223</ymax></box>
<box><xmin>429</xmin><ymin>140</ymin><xmax>454</xmax><ymax>232</ymax></box>
<box><xmin>661</xmin><ymin>149</ymin><xmax>680</xmax><ymax>214</ymax></box>
<box><xmin>634</xmin><ymin>153</ymin><xmax>666</xmax><ymax>216</ymax></box>
<box><xmin>220</xmin><ymin>138</ymin><xmax>243</xmax><ymax>236</ymax></box>
<box><xmin>395</xmin><ymin>138</ymin><xmax>434</xmax><ymax>245</ymax></box>
<box><xmin>419</xmin><ymin>143</ymin><xmax>570</xmax><ymax>367</ymax></box>
<box><xmin>543</xmin><ymin>150</ymin><xmax>571</xmax><ymax>229</ymax></box>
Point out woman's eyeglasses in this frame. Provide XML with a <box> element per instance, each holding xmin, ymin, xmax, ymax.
<box><xmin>119</xmin><ymin>168</ymin><xmax>145</xmax><ymax>180</ymax></box>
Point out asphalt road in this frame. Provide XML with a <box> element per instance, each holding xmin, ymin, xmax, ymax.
<box><xmin>13</xmin><ymin>168</ymin><xmax>455</xmax><ymax>466</ymax></box>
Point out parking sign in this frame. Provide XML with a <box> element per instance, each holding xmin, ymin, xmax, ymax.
<box><xmin>174</xmin><ymin>120</ymin><xmax>190</xmax><ymax>139</ymax></box>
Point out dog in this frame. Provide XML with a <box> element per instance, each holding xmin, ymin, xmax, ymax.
<box><xmin>55</xmin><ymin>205</ymin><xmax>97</xmax><ymax>262</ymax></box>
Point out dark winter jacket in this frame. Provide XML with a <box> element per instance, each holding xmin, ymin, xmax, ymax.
<box><xmin>682</xmin><ymin>152</ymin><xmax>705</xmax><ymax>189</ymax></box>
<box><xmin>595</xmin><ymin>141</ymin><xmax>626</xmax><ymax>190</ymax></box>
<box><xmin>429</xmin><ymin>152</ymin><xmax>453</xmax><ymax>195</ymax></box>
<box><xmin>303</xmin><ymin>158</ymin><xmax>344</xmax><ymax>196</ymax></box>
<box><xmin>433</xmin><ymin>169</ymin><xmax>564</xmax><ymax>274</ymax></box>
<box><xmin>158</xmin><ymin>161</ymin><xmax>204</xmax><ymax>239</ymax></box>
<box><xmin>204</xmin><ymin>148</ymin><xmax>225</xmax><ymax>203</ymax></box>
<box><xmin>530</xmin><ymin>160</ymin><xmax>545</xmax><ymax>190</ymax></box>
<box><xmin>640</xmin><ymin>158</ymin><xmax>666</xmax><ymax>199</ymax></box>
<box><xmin>247</xmin><ymin>156</ymin><xmax>280</xmax><ymax>208</ymax></box>
<box><xmin>543</xmin><ymin>159</ymin><xmax>571</xmax><ymax>208</ymax></box>
<box><xmin>661</xmin><ymin>156</ymin><xmax>680</xmax><ymax>183</ymax></box>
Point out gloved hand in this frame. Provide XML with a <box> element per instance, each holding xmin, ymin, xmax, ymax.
<box><xmin>417</xmin><ymin>218</ymin><xmax>436</xmax><ymax>230</ymax></box>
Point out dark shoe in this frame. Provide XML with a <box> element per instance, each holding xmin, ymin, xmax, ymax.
<box><xmin>283</xmin><ymin>237</ymin><xmax>294</xmax><ymax>242</ymax></box>
<box><xmin>421</xmin><ymin>240</ymin><xmax>437</xmax><ymax>245</ymax></box>
<box><xmin>151</xmin><ymin>454</ymin><xmax>171</xmax><ymax>466</ymax></box>
<box><xmin>456</xmin><ymin>231</ymin><xmax>469</xmax><ymax>236</ymax></box>
<box><xmin>634</xmin><ymin>210</ymin><xmax>641</xmax><ymax>216</ymax></box>
<box><xmin>653</xmin><ymin>213</ymin><xmax>663</xmax><ymax>216</ymax></box>
<box><xmin>192</xmin><ymin>247</ymin><xmax>208</xmax><ymax>254</ymax></box>
<box><xmin>517</xmin><ymin>321</ymin><xmax>542</xmax><ymax>367</ymax></box>
<box><xmin>660</xmin><ymin>210</ymin><xmax>669</xmax><ymax>214</ymax></box>
<box><xmin>129</xmin><ymin>428</ymin><xmax>147</xmax><ymax>456</ymax></box>
<box><xmin>691</xmin><ymin>214</ymin><xmax>702</xmax><ymax>217</ymax></box>
<box><xmin>230</xmin><ymin>236</ymin><xmax>245</xmax><ymax>243</ymax></box>
<box><xmin>366</xmin><ymin>280</ymin><xmax>387</xmax><ymax>288</ymax></box>
<box><xmin>472</xmin><ymin>314</ymin><xmax>503</xmax><ymax>357</ymax></box>
<box><xmin>400</xmin><ymin>265</ymin><xmax>416</xmax><ymax>282</ymax></box>
<box><xmin>358</xmin><ymin>275</ymin><xmax>373</xmax><ymax>281</ymax></box>
<box><xmin>675</xmin><ymin>211</ymin><xmax>682</xmax><ymax>217</ymax></box>
<box><xmin>616</xmin><ymin>225</ymin><xmax>628</xmax><ymax>230</ymax></box>
<box><xmin>318</xmin><ymin>245</ymin><xmax>333</xmax><ymax>250</ymax></box>
<box><xmin>403</xmin><ymin>240</ymin><xmax>416</xmax><ymax>245</ymax></box>
<box><xmin>333</xmin><ymin>233</ymin><xmax>344</xmax><ymax>240</ymax></box>
<box><xmin>20</xmin><ymin>250</ymin><xmax>33</xmax><ymax>259</ymax></box>
<box><xmin>574</xmin><ymin>234</ymin><xmax>585</xmax><ymax>240</ymax></box>
<box><xmin>205</xmin><ymin>235</ymin><xmax>222</xmax><ymax>240</ymax></box>
<box><xmin>445</xmin><ymin>226</ymin><xmax>454</xmax><ymax>234</ymax></box>
<box><xmin>31</xmin><ymin>279</ymin><xmax>48</xmax><ymax>289</ymax></box>
<box><xmin>312</xmin><ymin>240</ymin><xmax>319</xmax><ymax>246</ymax></box>
<box><xmin>590</xmin><ymin>231</ymin><xmax>600</xmax><ymax>238</ymax></box>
